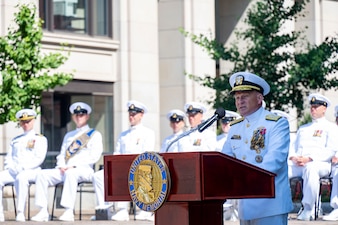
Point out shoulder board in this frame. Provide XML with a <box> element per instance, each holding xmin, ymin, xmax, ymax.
<box><xmin>265</xmin><ymin>114</ymin><xmax>282</xmax><ymax>122</ymax></box>
<box><xmin>35</xmin><ymin>133</ymin><xmax>44</xmax><ymax>137</ymax></box>
<box><xmin>230</xmin><ymin>117</ymin><xmax>244</xmax><ymax>126</ymax></box>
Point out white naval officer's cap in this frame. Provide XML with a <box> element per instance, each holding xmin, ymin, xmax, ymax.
<box><xmin>221</xmin><ymin>110</ymin><xmax>241</xmax><ymax>124</ymax></box>
<box><xmin>308</xmin><ymin>93</ymin><xmax>331</xmax><ymax>108</ymax></box>
<box><xmin>69</xmin><ymin>102</ymin><xmax>92</xmax><ymax>114</ymax></box>
<box><xmin>166</xmin><ymin>109</ymin><xmax>185</xmax><ymax>122</ymax></box>
<box><xmin>16</xmin><ymin>109</ymin><xmax>37</xmax><ymax>121</ymax></box>
<box><xmin>184</xmin><ymin>102</ymin><xmax>207</xmax><ymax>115</ymax></box>
<box><xmin>127</xmin><ymin>100</ymin><xmax>148</xmax><ymax>114</ymax></box>
<box><xmin>271</xmin><ymin>109</ymin><xmax>291</xmax><ymax>121</ymax></box>
<box><xmin>229</xmin><ymin>71</ymin><xmax>270</xmax><ymax>96</ymax></box>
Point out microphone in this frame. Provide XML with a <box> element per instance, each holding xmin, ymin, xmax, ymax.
<box><xmin>165</xmin><ymin>108</ymin><xmax>225</xmax><ymax>152</ymax></box>
<box><xmin>198</xmin><ymin>108</ymin><xmax>226</xmax><ymax>132</ymax></box>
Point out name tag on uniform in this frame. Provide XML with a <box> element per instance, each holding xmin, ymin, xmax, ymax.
<box><xmin>231</xmin><ymin>135</ymin><xmax>241</xmax><ymax>140</ymax></box>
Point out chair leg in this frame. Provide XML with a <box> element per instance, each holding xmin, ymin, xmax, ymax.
<box><xmin>12</xmin><ymin>185</ymin><xmax>17</xmax><ymax>217</ymax></box>
<box><xmin>79</xmin><ymin>184</ymin><xmax>83</xmax><ymax>220</ymax></box>
<box><xmin>133</xmin><ymin>202</ymin><xmax>136</xmax><ymax>220</ymax></box>
<box><xmin>28</xmin><ymin>184</ymin><xmax>31</xmax><ymax>220</ymax></box>
<box><xmin>51</xmin><ymin>185</ymin><xmax>58</xmax><ymax>221</ymax></box>
<box><xmin>316</xmin><ymin>182</ymin><xmax>324</xmax><ymax>220</ymax></box>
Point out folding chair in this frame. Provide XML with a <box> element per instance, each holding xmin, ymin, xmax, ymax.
<box><xmin>51</xmin><ymin>181</ymin><xmax>93</xmax><ymax>220</ymax></box>
<box><xmin>4</xmin><ymin>183</ymin><xmax>16</xmax><ymax>217</ymax></box>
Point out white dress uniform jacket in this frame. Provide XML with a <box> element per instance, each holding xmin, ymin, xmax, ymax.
<box><xmin>222</xmin><ymin>107</ymin><xmax>293</xmax><ymax>220</ymax></box>
<box><xmin>216</xmin><ymin>133</ymin><xmax>228</xmax><ymax>152</ymax></box>
<box><xmin>56</xmin><ymin>125</ymin><xmax>103</xmax><ymax>169</ymax></box>
<box><xmin>160</xmin><ymin>130</ymin><xmax>184</xmax><ymax>153</ymax></box>
<box><xmin>115</xmin><ymin>124</ymin><xmax>155</xmax><ymax>155</ymax></box>
<box><xmin>179</xmin><ymin>128</ymin><xmax>216</xmax><ymax>152</ymax></box>
<box><xmin>291</xmin><ymin>117</ymin><xmax>337</xmax><ymax>161</ymax></box>
<box><xmin>0</xmin><ymin>130</ymin><xmax>47</xmax><ymax>214</ymax></box>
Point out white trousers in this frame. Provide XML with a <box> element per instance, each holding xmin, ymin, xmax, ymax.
<box><xmin>289</xmin><ymin>161</ymin><xmax>331</xmax><ymax>210</ymax></box>
<box><xmin>34</xmin><ymin>167</ymin><xmax>93</xmax><ymax>210</ymax></box>
<box><xmin>0</xmin><ymin>168</ymin><xmax>41</xmax><ymax>213</ymax></box>
<box><xmin>93</xmin><ymin>170</ymin><xmax>105</xmax><ymax>207</ymax></box>
<box><xmin>329</xmin><ymin>166</ymin><xmax>338</xmax><ymax>208</ymax></box>
<box><xmin>93</xmin><ymin>169</ymin><xmax>128</xmax><ymax>210</ymax></box>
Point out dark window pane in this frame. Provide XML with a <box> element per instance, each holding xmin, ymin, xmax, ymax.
<box><xmin>39</xmin><ymin>0</ymin><xmax>111</xmax><ymax>37</ymax></box>
<box><xmin>53</xmin><ymin>0</ymin><xmax>87</xmax><ymax>33</ymax></box>
<box><xmin>39</xmin><ymin>0</ymin><xmax>47</xmax><ymax>29</ymax></box>
<box><xmin>94</xmin><ymin>0</ymin><xmax>108</xmax><ymax>36</ymax></box>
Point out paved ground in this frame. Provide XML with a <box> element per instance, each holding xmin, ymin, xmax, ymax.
<box><xmin>2</xmin><ymin>211</ymin><xmax>338</xmax><ymax>224</ymax></box>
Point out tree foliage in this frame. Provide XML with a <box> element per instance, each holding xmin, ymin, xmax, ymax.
<box><xmin>181</xmin><ymin>0</ymin><xmax>338</xmax><ymax>117</ymax></box>
<box><xmin>0</xmin><ymin>4</ymin><xmax>73</xmax><ymax>124</ymax></box>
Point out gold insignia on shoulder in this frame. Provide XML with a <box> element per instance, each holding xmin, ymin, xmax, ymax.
<box><xmin>265</xmin><ymin>114</ymin><xmax>282</xmax><ymax>121</ymax></box>
<box><xmin>230</xmin><ymin>117</ymin><xmax>244</xmax><ymax>126</ymax></box>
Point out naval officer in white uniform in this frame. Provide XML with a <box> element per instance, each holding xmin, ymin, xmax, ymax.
<box><xmin>288</xmin><ymin>93</ymin><xmax>338</xmax><ymax>221</ymax></box>
<box><xmin>222</xmin><ymin>71</ymin><xmax>293</xmax><ymax>225</ymax></box>
<box><xmin>0</xmin><ymin>109</ymin><xmax>47</xmax><ymax>222</ymax></box>
<box><xmin>323</xmin><ymin>104</ymin><xmax>338</xmax><ymax>221</ymax></box>
<box><xmin>180</xmin><ymin>102</ymin><xmax>217</xmax><ymax>152</ymax></box>
<box><xmin>92</xmin><ymin>100</ymin><xmax>155</xmax><ymax>222</ymax></box>
<box><xmin>31</xmin><ymin>102</ymin><xmax>103</xmax><ymax>222</ymax></box>
<box><xmin>160</xmin><ymin>109</ymin><xmax>186</xmax><ymax>153</ymax></box>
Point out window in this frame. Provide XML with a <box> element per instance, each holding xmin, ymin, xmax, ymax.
<box><xmin>41</xmin><ymin>80</ymin><xmax>114</xmax><ymax>169</ymax></box>
<box><xmin>39</xmin><ymin>0</ymin><xmax>112</xmax><ymax>37</ymax></box>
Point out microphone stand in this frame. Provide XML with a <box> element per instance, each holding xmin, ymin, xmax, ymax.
<box><xmin>165</xmin><ymin>108</ymin><xmax>224</xmax><ymax>153</ymax></box>
<box><xmin>165</xmin><ymin>126</ymin><xmax>199</xmax><ymax>153</ymax></box>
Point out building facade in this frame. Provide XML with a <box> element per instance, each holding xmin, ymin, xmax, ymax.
<box><xmin>0</xmin><ymin>0</ymin><xmax>338</xmax><ymax>169</ymax></box>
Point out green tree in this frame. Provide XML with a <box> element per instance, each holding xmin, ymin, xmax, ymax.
<box><xmin>182</xmin><ymin>0</ymin><xmax>338</xmax><ymax>117</ymax></box>
<box><xmin>0</xmin><ymin>4</ymin><xmax>73</xmax><ymax>124</ymax></box>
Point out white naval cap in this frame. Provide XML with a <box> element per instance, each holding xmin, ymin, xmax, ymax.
<box><xmin>16</xmin><ymin>109</ymin><xmax>37</xmax><ymax>121</ymax></box>
<box><xmin>69</xmin><ymin>102</ymin><xmax>92</xmax><ymax>114</ymax></box>
<box><xmin>184</xmin><ymin>101</ymin><xmax>207</xmax><ymax>114</ymax></box>
<box><xmin>127</xmin><ymin>100</ymin><xmax>148</xmax><ymax>114</ymax></box>
<box><xmin>308</xmin><ymin>93</ymin><xmax>331</xmax><ymax>108</ymax></box>
<box><xmin>229</xmin><ymin>71</ymin><xmax>270</xmax><ymax>96</ymax></box>
<box><xmin>166</xmin><ymin>109</ymin><xmax>185</xmax><ymax>122</ymax></box>
<box><xmin>221</xmin><ymin>110</ymin><xmax>241</xmax><ymax>123</ymax></box>
<box><xmin>271</xmin><ymin>109</ymin><xmax>291</xmax><ymax>121</ymax></box>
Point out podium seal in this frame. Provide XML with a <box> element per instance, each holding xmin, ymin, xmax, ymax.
<box><xmin>128</xmin><ymin>152</ymin><xmax>171</xmax><ymax>212</ymax></box>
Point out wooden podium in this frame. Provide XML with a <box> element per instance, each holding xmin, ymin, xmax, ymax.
<box><xmin>104</xmin><ymin>152</ymin><xmax>275</xmax><ymax>225</ymax></box>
